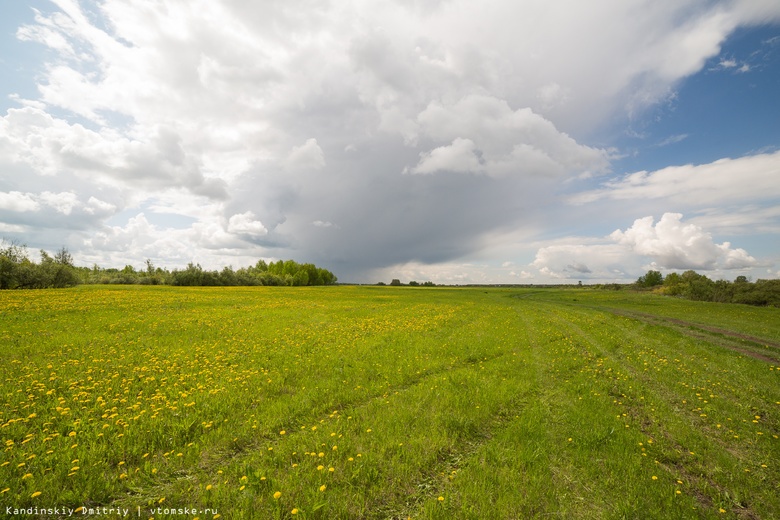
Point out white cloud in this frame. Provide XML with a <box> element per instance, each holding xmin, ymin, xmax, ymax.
<box><xmin>611</xmin><ymin>213</ymin><xmax>756</xmax><ymax>270</ymax></box>
<box><xmin>16</xmin><ymin>17</ymin><xmax>75</xmax><ymax>57</ymax></box>
<box><xmin>409</xmin><ymin>94</ymin><xmax>610</xmax><ymax>177</ymax></box>
<box><xmin>688</xmin><ymin>206</ymin><xmax>780</xmax><ymax>235</ymax></box>
<box><xmin>0</xmin><ymin>223</ymin><xmax>27</xmax><ymax>233</ymax></box>
<box><xmin>39</xmin><ymin>191</ymin><xmax>79</xmax><ymax>215</ymax></box>
<box><xmin>656</xmin><ymin>134</ymin><xmax>688</xmax><ymax>147</ymax></box>
<box><xmin>83</xmin><ymin>212</ymin><xmax>263</xmax><ymax>269</ymax></box>
<box><xmin>0</xmin><ymin>190</ymin><xmax>115</xmax><ymax>218</ymax></box>
<box><xmin>0</xmin><ymin>108</ymin><xmax>227</xmax><ymax>199</ymax></box>
<box><xmin>530</xmin><ymin>213</ymin><xmax>758</xmax><ymax>281</ymax></box>
<box><xmin>532</xmin><ymin>243</ymin><xmax>631</xmax><ymax>280</ymax></box>
<box><xmin>0</xmin><ymin>191</ymin><xmax>41</xmax><ymax>212</ymax></box>
<box><xmin>312</xmin><ymin>220</ymin><xmax>336</xmax><ymax>228</ymax></box>
<box><xmin>227</xmin><ymin>211</ymin><xmax>268</xmax><ymax>237</ymax></box>
<box><xmin>86</xmin><ymin>196</ymin><xmax>116</xmax><ymax>215</ymax></box>
<box><xmin>571</xmin><ymin>151</ymin><xmax>780</xmax><ymax>206</ymax></box>
<box><xmin>406</xmin><ymin>137</ymin><xmax>481</xmax><ymax>174</ymax></box>
<box><xmin>284</xmin><ymin>138</ymin><xmax>326</xmax><ymax>172</ymax></box>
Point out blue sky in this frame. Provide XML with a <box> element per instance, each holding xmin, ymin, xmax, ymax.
<box><xmin>612</xmin><ymin>25</ymin><xmax>780</xmax><ymax>172</ymax></box>
<box><xmin>1</xmin><ymin>0</ymin><xmax>779</xmax><ymax>283</ymax></box>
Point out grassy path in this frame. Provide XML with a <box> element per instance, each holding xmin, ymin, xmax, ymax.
<box><xmin>0</xmin><ymin>286</ymin><xmax>777</xmax><ymax>518</ymax></box>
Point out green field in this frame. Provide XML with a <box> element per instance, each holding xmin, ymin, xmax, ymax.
<box><xmin>1</xmin><ymin>286</ymin><xmax>779</xmax><ymax>519</ymax></box>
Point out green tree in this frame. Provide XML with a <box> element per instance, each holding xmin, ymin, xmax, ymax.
<box><xmin>0</xmin><ymin>240</ymin><xmax>28</xmax><ymax>289</ymax></box>
<box><xmin>54</xmin><ymin>246</ymin><xmax>74</xmax><ymax>267</ymax></box>
<box><xmin>636</xmin><ymin>270</ymin><xmax>663</xmax><ymax>288</ymax></box>
<box><xmin>681</xmin><ymin>271</ymin><xmax>714</xmax><ymax>301</ymax></box>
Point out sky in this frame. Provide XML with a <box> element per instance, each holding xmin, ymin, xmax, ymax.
<box><xmin>1</xmin><ymin>0</ymin><xmax>779</xmax><ymax>284</ymax></box>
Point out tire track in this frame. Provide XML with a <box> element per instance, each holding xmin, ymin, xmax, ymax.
<box><xmin>586</xmin><ymin>307</ymin><xmax>780</xmax><ymax>363</ymax></box>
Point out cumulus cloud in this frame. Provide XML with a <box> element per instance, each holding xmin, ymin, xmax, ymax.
<box><xmin>530</xmin><ymin>213</ymin><xmax>758</xmax><ymax>281</ymax></box>
<box><xmin>408</xmin><ymin>95</ymin><xmax>611</xmax><ymax>177</ymax></box>
<box><xmin>611</xmin><ymin>213</ymin><xmax>756</xmax><ymax>270</ymax></box>
<box><xmin>227</xmin><ymin>211</ymin><xmax>268</xmax><ymax>237</ymax></box>
<box><xmin>0</xmin><ymin>108</ymin><xmax>227</xmax><ymax>199</ymax></box>
<box><xmin>0</xmin><ymin>191</ymin><xmax>40</xmax><ymax>212</ymax></box>
<box><xmin>0</xmin><ymin>190</ymin><xmax>114</xmax><ymax>218</ymax></box>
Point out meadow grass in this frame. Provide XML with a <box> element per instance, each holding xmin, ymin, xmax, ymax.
<box><xmin>0</xmin><ymin>285</ymin><xmax>778</xmax><ymax>519</ymax></box>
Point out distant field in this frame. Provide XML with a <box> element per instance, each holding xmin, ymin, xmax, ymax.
<box><xmin>1</xmin><ymin>286</ymin><xmax>778</xmax><ymax>519</ymax></box>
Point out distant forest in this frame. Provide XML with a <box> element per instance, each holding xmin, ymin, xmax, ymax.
<box><xmin>2</xmin><ymin>241</ymin><xmax>779</xmax><ymax>307</ymax></box>
<box><xmin>0</xmin><ymin>241</ymin><xmax>337</xmax><ymax>289</ymax></box>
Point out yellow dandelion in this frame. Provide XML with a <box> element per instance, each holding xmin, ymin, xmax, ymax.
<box><xmin>280</xmin><ymin>430</ymin><xmax>286</xmax><ymax>435</ymax></box>
<box><xmin>31</xmin><ymin>491</ymin><xmax>42</xmax><ymax>498</ymax></box>
<box><xmin>319</xmin><ymin>485</ymin><xmax>327</xmax><ymax>492</ymax></box>
<box><xmin>438</xmin><ymin>496</ymin><xmax>444</xmax><ymax>502</ymax></box>
<box><xmin>0</xmin><ymin>488</ymin><xmax>9</xmax><ymax>494</ymax></box>
<box><xmin>206</xmin><ymin>484</ymin><xmax>212</xmax><ymax>491</ymax></box>
<box><xmin>273</xmin><ymin>491</ymin><xmax>282</xmax><ymax>500</ymax></box>
<box><xmin>651</xmin><ymin>476</ymin><xmax>658</xmax><ymax>480</ymax></box>
<box><xmin>291</xmin><ymin>509</ymin><xmax>299</xmax><ymax>515</ymax></box>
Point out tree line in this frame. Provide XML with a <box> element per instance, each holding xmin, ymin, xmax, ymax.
<box><xmin>635</xmin><ymin>269</ymin><xmax>780</xmax><ymax>307</ymax></box>
<box><xmin>0</xmin><ymin>241</ymin><xmax>337</xmax><ymax>289</ymax></box>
